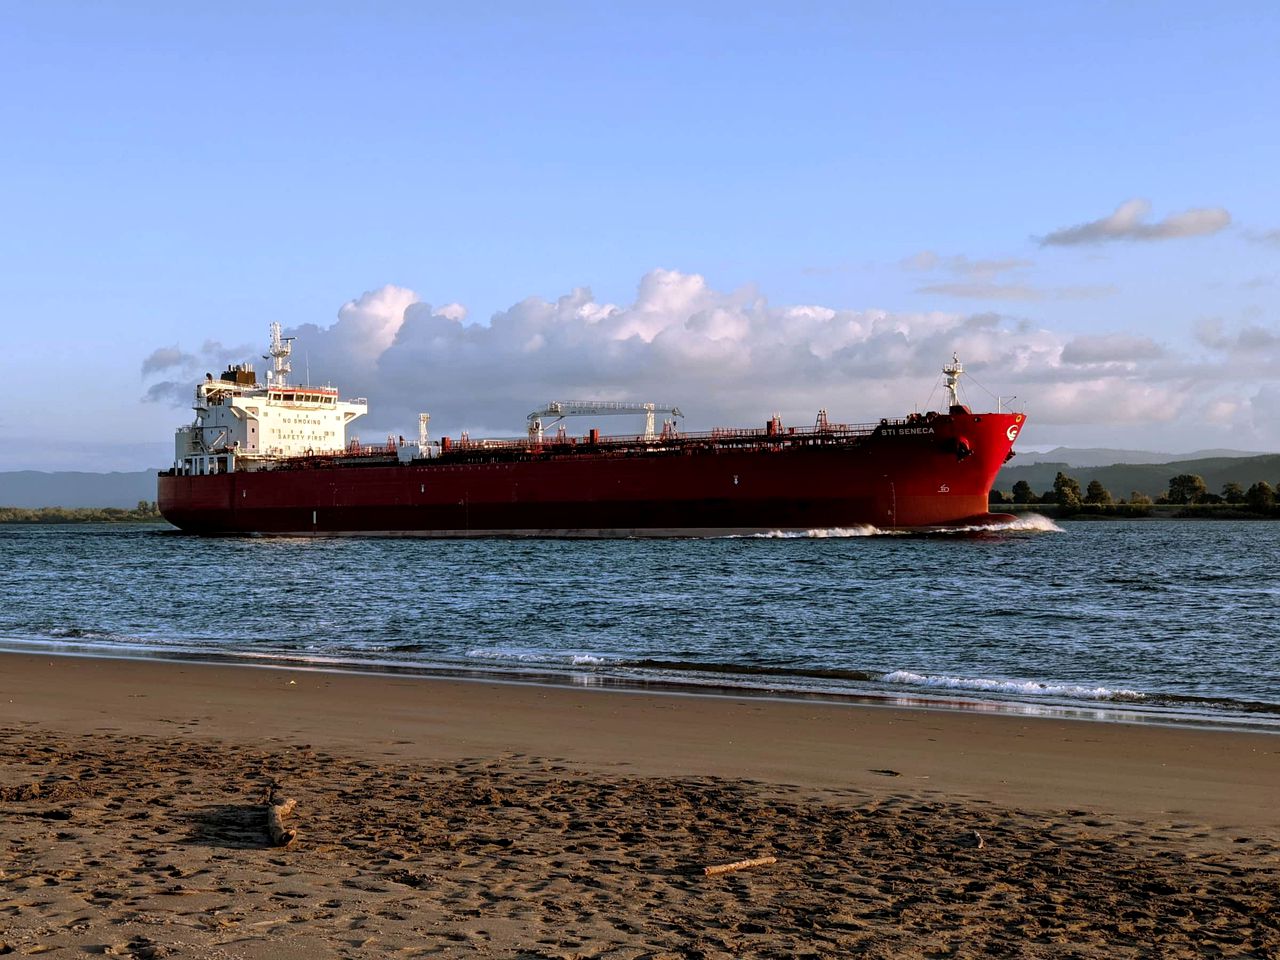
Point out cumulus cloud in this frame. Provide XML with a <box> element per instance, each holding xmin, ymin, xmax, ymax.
<box><xmin>1204</xmin><ymin>398</ymin><xmax>1240</xmax><ymax>425</ymax></box>
<box><xmin>143</xmin><ymin>270</ymin><xmax>1063</xmax><ymax>434</ymax></box>
<box><xmin>139</xmin><ymin>269</ymin><xmax>1280</xmax><ymax>449</ymax></box>
<box><xmin>365</xmin><ymin>270</ymin><xmax>997</xmax><ymax>434</ymax></box>
<box><xmin>1032</xmin><ymin>379</ymin><xmax>1183</xmax><ymax>425</ymax></box>
<box><xmin>1245</xmin><ymin>384</ymin><xmax>1280</xmax><ymax>435</ymax></box>
<box><xmin>1173</xmin><ymin>382</ymin><xmax>1280</xmax><ymax>449</ymax></box>
<box><xmin>1039</xmin><ymin>198</ymin><xmax>1231</xmax><ymax>246</ymax></box>
<box><xmin>1060</xmin><ymin>335</ymin><xmax>1166</xmax><ymax>365</ymax></box>
<box><xmin>1194</xmin><ymin>317</ymin><xmax>1280</xmax><ymax>354</ymax></box>
<box><xmin>289</xmin><ymin>284</ymin><xmax>423</xmax><ymax>378</ymax></box>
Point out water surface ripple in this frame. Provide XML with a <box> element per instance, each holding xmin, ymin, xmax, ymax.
<box><xmin>2</xmin><ymin>520</ymin><xmax>1277</xmax><ymax>728</ymax></box>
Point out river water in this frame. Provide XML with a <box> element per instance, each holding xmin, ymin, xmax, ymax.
<box><xmin>2</xmin><ymin>518</ymin><xmax>1277</xmax><ymax>729</ymax></box>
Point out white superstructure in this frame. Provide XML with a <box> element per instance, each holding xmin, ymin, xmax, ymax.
<box><xmin>173</xmin><ymin>323</ymin><xmax>368</xmax><ymax>475</ymax></box>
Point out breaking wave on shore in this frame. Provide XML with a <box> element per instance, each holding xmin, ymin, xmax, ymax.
<box><xmin>3</xmin><ymin>519</ymin><xmax>1277</xmax><ymax>730</ymax></box>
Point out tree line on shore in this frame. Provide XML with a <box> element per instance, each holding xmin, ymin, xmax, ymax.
<box><xmin>993</xmin><ymin>473</ymin><xmax>1280</xmax><ymax>515</ymax></box>
<box><xmin>0</xmin><ymin>501</ymin><xmax>163</xmax><ymax>524</ymax></box>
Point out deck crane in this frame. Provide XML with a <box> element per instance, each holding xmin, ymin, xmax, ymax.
<box><xmin>527</xmin><ymin>401</ymin><xmax>684</xmax><ymax>442</ymax></box>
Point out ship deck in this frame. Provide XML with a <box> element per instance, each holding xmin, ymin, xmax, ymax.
<box><xmin>162</xmin><ymin>416</ymin><xmax>934</xmax><ymax>475</ymax></box>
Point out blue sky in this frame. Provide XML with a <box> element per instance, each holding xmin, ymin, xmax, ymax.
<box><xmin>2</xmin><ymin>2</ymin><xmax>1278</xmax><ymax>469</ymax></box>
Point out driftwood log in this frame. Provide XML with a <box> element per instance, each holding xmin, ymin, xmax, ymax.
<box><xmin>266</xmin><ymin>786</ymin><xmax>298</xmax><ymax>847</ymax></box>
<box><xmin>703</xmin><ymin>855</ymin><xmax>777</xmax><ymax>877</ymax></box>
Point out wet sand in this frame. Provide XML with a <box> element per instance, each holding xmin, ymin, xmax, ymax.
<box><xmin>2</xmin><ymin>652</ymin><xmax>1278</xmax><ymax>958</ymax></box>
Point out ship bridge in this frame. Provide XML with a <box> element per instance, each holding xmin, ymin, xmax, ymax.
<box><xmin>172</xmin><ymin>323</ymin><xmax>367</xmax><ymax>476</ymax></box>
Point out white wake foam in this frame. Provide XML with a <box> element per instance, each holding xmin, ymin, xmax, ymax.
<box><xmin>740</xmin><ymin>514</ymin><xmax>1062</xmax><ymax>538</ymax></box>
<box><xmin>990</xmin><ymin>513</ymin><xmax>1065</xmax><ymax>533</ymax></box>
<box><xmin>465</xmin><ymin>647</ymin><xmax>612</xmax><ymax>666</ymax></box>
<box><xmin>750</xmin><ymin>526</ymin><xmax>881</xmax><ymax>539</ymax></box>
<box><xmin>882</xmin><ymin>669</ymin><xmax>1144</xmax><ymax>702</ymax></box>
<box><xmin>927</xmin><ymin>513</ymin><xmax>1065</xmax><ymax>535</ymax></box>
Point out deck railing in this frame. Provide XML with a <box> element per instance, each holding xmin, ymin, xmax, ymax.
<box><xmin>163</xmin><ymin>416</ymin><xmax>929</xmax><ymax>474</ymax></box>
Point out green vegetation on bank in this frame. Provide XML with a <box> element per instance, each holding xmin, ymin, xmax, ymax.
<box><xmin>0</xmin><ymin>501</ymin><xmax>164</xmax><ymax>524</ymax></box>
<box><xmin>992</xmin><ymin>472</ymin><xmax>1280</xmax><ymax>519</ymax></box>
<box><xmin>0</xmin><ymin>470</ymin><xmax>160</xmax><ymax>510</ymax></box>
<box><xmin>996</xmin><ymin>453</ymin><xmax>1280</xmax><ymax>502</ymax></box>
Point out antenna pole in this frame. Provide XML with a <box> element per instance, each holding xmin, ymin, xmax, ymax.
<box><xmin>265</xmin><ymin>322</ymin><xmax>293</xmax><ymax>388</ymax></box>
<box><xmin>943</xmin><ymin>353</ymin><xmax>963</xmax><ymax>409</ymax></box>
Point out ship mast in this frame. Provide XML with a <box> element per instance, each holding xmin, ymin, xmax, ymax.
<box><xmin>264</xmin><ymin>322</ymin><xmax>295</xmax><ymax>389</ymax></box>
<box><xmin>943</xmin><ymin>353</ymin><xmax>963</xmax><ymax>409</ymax></box>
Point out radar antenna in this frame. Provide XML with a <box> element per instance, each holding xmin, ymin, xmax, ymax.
<box><xmin>264</xmin><ymin>322</ymin><xmax>295</xmax><ymax>388</ymax></box>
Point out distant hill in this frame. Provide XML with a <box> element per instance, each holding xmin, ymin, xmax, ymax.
<box><xmin>1013</xmin><ymin>447</ymin><xmax>1267</xmax><ymax>468</ymax></box>
<box><xmin>0</xmin><ymin>471</ymin><xmax>161</xmax><ymax>509</ymax></box>
<box><xmin>996</xmin><ymin>454</ymin><xmax>1280</xmax><ymax>500</ymax></box>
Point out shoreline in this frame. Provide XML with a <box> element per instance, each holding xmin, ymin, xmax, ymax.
<box><xmin>1004</xmin><ymin>503</ymin><xmax>1280</xmax><ymax>520</ymax></box>
<box><xmin>4</xmin><ymin>650</ymin><xmax>1278</xmax><ymax>825</ymax></box>
<box><xmin>5</xmin><ymin>640</ymin><xmax>1278</xmax><ymax>734</ymax></box>
<box><xmin>5</xmin><ymin>651</ymin><xmax>1278</xmax><ymax>957</ymax></box>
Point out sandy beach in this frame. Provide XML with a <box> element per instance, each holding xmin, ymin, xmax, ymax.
<box><xmin>2</xmin><ymin>652</ymin><xmax>1277</xmax><ymax>958</ymax></box>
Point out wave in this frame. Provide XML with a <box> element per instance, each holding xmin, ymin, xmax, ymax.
<box><xmin>989</xmin><ymin>513</ymin><xmax>1064</xmax><ymax>533</ymax></box>
<box><xmin>8</xmin><ymin>633</ymin><xmax>1280</xmax><ymax>725</ymax></box>
<box><xmin>924</xmin><ymin>513</ymin><xmax>1065</xmax><ymax>535</ymax></box>
<box><xmin>735</xmin><ymin>514</ymin><xmax>1063</xmax><ymax>539</ymax></box>
<box><xmin>881</xmin><ymin>669</ymin><xmax>1144</xmax><ymax>702</ymax></box>
<box><xmin>465</xmin><ymin>647</ymin><xmax>615</xmax><ymax>666</ymax></box>
<box><xmin>746</xmin><ymin>526</ymin><xmax>881</xmax><ymax>538</ymax></box>
<box><xmin>632</xmin><ymin>659</ymin><xmax>879</xmax><ymax>683</ymax></box>
<box><xmin>46</xmin><ymin>626</ymin><xmax>129</xmax><ymax>642</ymax></box>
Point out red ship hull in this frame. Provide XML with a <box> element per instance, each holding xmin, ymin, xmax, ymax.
<box><xmin>158</xmin><ymin>411</ymin><xmax>1024</xmax><ymax>536</ymax></box>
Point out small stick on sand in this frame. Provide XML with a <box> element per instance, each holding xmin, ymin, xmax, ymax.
<box><xmin>972</xmin><ymin>830</ymin><xmax>985</xmax><ymax>850</ymax></box>
<box><xmin>703</xmin><ymin>855</ymin><xmax>777</xmax><ymax>877</ymax></box>
<box><xmin>266</xmin><ymin>786</ymin><xmax>298</xmax><ymax>847</ymax></box>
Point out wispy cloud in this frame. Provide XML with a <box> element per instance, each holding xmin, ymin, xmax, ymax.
<box><xmin>1039</xmin><ymin>199</ymin><xmax>1230</xmax><ymax>246</ymax></box>
<box><xmin>1052</xmin><ymin>284</ymin><xmax>1121</xmax><ymax>301</ymax></box>
<box><xmin>1194</xmin><ymin>317</ymin><xmax>1280</xmax><ymax>353</ymax></box>
<box><xmin>1060</xmin><ymin>334</ymin><xmax>1165</xmax><ymax>365</ymax></box>
<box><xmin>916</xmin><ymin>282</ymin><xmax>1117</xmax><ymax>301</ymax></box>
<box><xmin>915</xmin><ymin>282</ymin><xmax>1044</xmax><ymax>301</ymax></box>
<box><xmin>900</xmin><ymin>251</ymin><xmax>1033</xmax><ymax>279</ymax></box>
<box><xmin>900</xmin><ymin>250</ymin><xmax>1111</xmax><ymax>301</ymax></box>
<box><xmin>1244</xmin><ymin>227</ymin><xmax>1280</xmax><ymax>247</ymax></box>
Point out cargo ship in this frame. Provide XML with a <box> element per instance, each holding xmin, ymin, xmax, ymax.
<box><xmin>158</xmin><ymin>324</ymin><xmax>1025</xmax><ymax>536</ymax></box>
